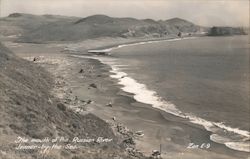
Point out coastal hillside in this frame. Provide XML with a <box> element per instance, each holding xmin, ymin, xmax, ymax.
<box><xmin>0</xmin><ymin>13</ymin><xmax>205</xmax><ymax>43</ymax></box>
<box><xmin>0</xmin><ymin>13</ymin><xmax>247</xmax><ymax>43</ymax></box>
<box><xmin>0</xmin><ymin>13</ymin><xmax>78</xmax><ymax>37</ymax></box>
<box><xmin>0</xmin><ymin>43</ymin><xmax>135</xmax><ymax>159</ymax></box>
<box><xmin>162</xmin><ymin>18</ymin><xmax>202</xmax><ymax>33</ymax></box>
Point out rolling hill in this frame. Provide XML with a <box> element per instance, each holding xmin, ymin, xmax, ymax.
<box><xmin>0</xmin><ymin>13</ymin><xmax>206</xmax><ymax>43</ymax></box>
<box><xmin>0</xmin><ymin>13</ymin><xmax>78</xmax><ymax>37</ymax></box>
<box><xmin>1</xmin><ymin>13</ymin><xmax>246</xmax><ymax>43</ymax></box>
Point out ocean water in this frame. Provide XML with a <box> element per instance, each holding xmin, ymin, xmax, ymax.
<box><xmin>74</xmin><ymin>36</ymin><xmax>250</xmax><ymax>152</ymax></box>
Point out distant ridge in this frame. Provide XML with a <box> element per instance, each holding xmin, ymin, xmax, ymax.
<box><xmin>0</xmin><ymin>13</ymin><xmax>245</xmax><ymax>43</ymax></box>
<box><xmin>74</xmin><ymin>14</ymin><xmax>114</xmax><ymax>24</ymax></box>
<box><xmin>142</xmin><ymin>19</ymin><xmax>158</xmax><ymax>23</ymax></box>
<box><xmin>8</xmin><ymin>13</ymin><xmax>23</xmax><ymax>17</ymax></box>
<box><xmin>165</xmin><ymin>17</ymin><xmax>191</xmax><ymax>23</ymax></box>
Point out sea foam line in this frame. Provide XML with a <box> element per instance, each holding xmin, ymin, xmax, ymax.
<box><xmin>72</xmin><ymin>37</ymin><xmax>250</xmax><ymax>152</ymax></box>
<box><xmin>73</xmin><ymin>54</ymin><xmax>250</xmax><ymax>152</ymax></box>
<box><xmin>88</xmin><ymin>37</ymin><xmax>196</xmax><ymax>53</ymax></box>
<box><xmin>106</xmin><ymin>60</ymin><xmax>250</xmax><ymax>153</ymax></box>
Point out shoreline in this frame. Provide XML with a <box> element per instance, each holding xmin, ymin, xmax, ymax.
<box><xmin>72</xmin><ymin>36</ymin><xmax>250</xmax><ymax>144</ymax></box>
<box><xmin>71</xmin><ymin>55</ymin><xmax>249</xmax><ymax>159</ymax></box>
<box><xmin>0</xmin><ymin>42</ymin><xmax>144</xmax><ymax>159</ymax></box>
<box><xmin>69</xmin><ymin>36</ymin><xmax>249</xmax><ymax>156</ymax></box>
<box><xmin>4</xmin><ymin>36</ymin><xmax>249</xmax><ymax>159</ymax></box>
<box><xmin>87</xmin><ymin>36</ymin><xmax>198</xmax><ymax>54</ymax></box>
<box><xmin>72</xmin><ymin>52</ymin><xmax>250</xmax><ymax>154</ymax></box>
<box><xmin>22</xmin><ymin>54</ymin><xmax>147</xmax><ymax>158</ymax></box>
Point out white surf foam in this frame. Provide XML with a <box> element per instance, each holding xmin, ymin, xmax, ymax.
<box><xmin>87</xmin><ymin>37</ymin><xmax>196</xmax><ymax>54</ymax></box>
<box><xmin>72</xmin><ymin>37</ymin><xmax>250</xmax><ymax>152</ymax></box>
<box><xmin>225</xmin><ymin>142</ymin><xmax>250</xmax><ymax>152</ymax></box>
<box><xmin>210</xmin><ymin>134</ymin><xmax>250</xmax><ymax>152</ymax></box>
<box><xmin>109</xmin><ymin>61</ymin><xmax>250</xmax><ymax>152</ymax></box>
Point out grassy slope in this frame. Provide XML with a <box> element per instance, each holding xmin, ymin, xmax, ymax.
<box><xmin>0</xmin><ymin>43</ymin><xmax>133</xmax><ymax>159</ymax></box>
<box><xmin>0</xmin><ymin>13</ymin><xmax>79</xmax><ymax>37</ymax></box>
<box><xmin>0</xmin><ymin>14</ymin><xmax>203</xmax><ymax>43</ymax></box>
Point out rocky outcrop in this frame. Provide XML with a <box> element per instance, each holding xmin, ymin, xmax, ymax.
<box><xmin>208</xmin><ymin>26</ymin><xmax>247</xmax><ymax>36</ymax></box>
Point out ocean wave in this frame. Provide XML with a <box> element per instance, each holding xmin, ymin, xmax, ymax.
<box><xmin>225</xmin><ymin>141</ymin><xmax>250</xmax><ymax>152</ymax></box>
<box><xmin>210</xmin><ymin>134</ymin><xmax>250</xmax><ymax>152</ymax></box>
<box><xmin>109</xmin><ymin>61</ymin><xmax>250</xmax><ymax>152</ymax></box>
<box><xmin>72</xmin><ymin>42</ymin><xmax>250</xmax><ymax>153</ymax></box>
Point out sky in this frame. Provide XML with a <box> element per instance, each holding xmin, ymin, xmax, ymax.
<box><xmin>0</xmin><ymin>0</ymin><xmax>249</xmax><ymax>27</ymax></box>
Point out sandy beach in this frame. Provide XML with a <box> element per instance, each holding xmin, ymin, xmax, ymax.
<box><xmin>3</xmin><ymin>37</ymin><xmax>249</xmax><ymax>159</ymax></box>
<box><xmin>0</xmin><ymin>1</ymin><xmax>249</xmax><ymax>157</ymax></box>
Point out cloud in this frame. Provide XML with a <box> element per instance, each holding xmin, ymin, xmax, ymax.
<box><xmin>0</xmin><ymin>0</ymin><xmax>249</xmax><ymax>26</ymax></box>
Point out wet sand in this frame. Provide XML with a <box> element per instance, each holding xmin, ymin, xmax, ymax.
<box><xmin>73</xmin><ymin>57</ymin><xmax>249</xmax><ymax>159</ymax></box>
<box><xmin>5</xmin><ymin>40</ymin><xmax>249</xmax><ymax>159</ymax></box>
